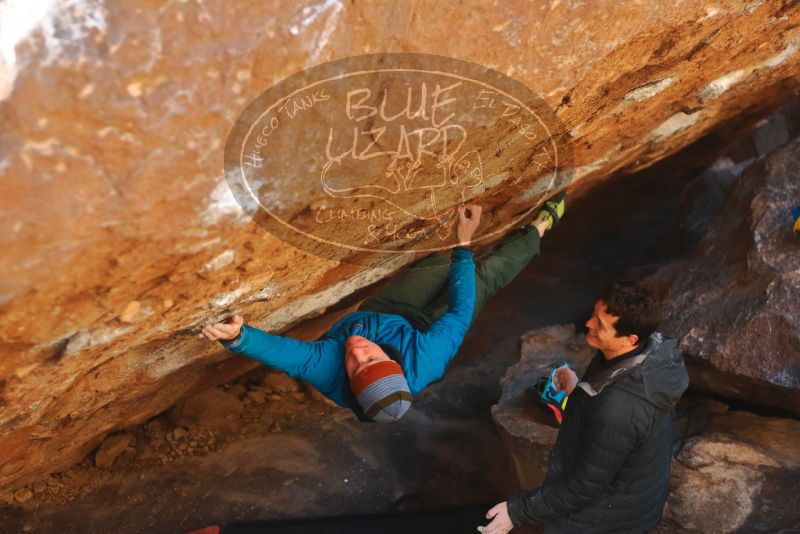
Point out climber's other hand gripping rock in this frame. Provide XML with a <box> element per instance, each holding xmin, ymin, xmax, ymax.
<box><xmin>200</xmin><ymin>314</ymin><xmax>244</xmax><ymax>342</ymax></box>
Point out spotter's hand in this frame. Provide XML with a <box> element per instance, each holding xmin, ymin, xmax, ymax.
<box><xmin>482</xmin><ymin>501</ymin><xmax>513</xmax><ymax>534</ymax></box>
<box><xmin>554</xmin><ymin>366</ymin><xmax>579</xmax><ymax>395</ymax></box>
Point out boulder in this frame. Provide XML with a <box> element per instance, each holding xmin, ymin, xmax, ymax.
<box><xmin>664</xmin><ymin>411</ymin><xmax>800</xmax><ymax>533</ymax></box>
<box><xmin>168</xmin><ymin>387</ymin><xmax>243</xmax><ymax>429</ymax></box>
<box><xmin>13</xmin><ymin>487</ymin><xmax>33</xmax><ymax>504</ymax></box>
<box><xmin>658</xmin><ymin>137</ymin><xmax>800</xmax><ymax>415</ymax></box>
<box><xmin>94</xmin><ymin>433</ymin><xmax>136</xmax><ymax>469</ymax></box>
<box><xmin>493</xmin><ymin>325</ymin><xmax>800</xmax><ymax>533</ymax></box>
<box><xmin>2</xmin><ymin>0</ymin><xmax>800</xmax><ymax>490</ymax></box>
<box><xmin>264</xmin><ymin>372</ymin><xmax>302</xmax><ymax>393</ymax></box>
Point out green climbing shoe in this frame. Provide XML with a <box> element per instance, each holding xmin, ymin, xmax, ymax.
<box><xmin>537</xmin><ymin>191</ymin><xmax>566</xmax><ymax>230</ymax></box>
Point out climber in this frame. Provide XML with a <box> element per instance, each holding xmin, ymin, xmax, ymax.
<box><xmin>200</xmin><ymin>194</ymin><xmax>566</xmax><ymax>423</ymax></box>
<box><xmin>482</xmin><ymin>281</ymin><xmax>689</xmax><ymax>534</ymax></box>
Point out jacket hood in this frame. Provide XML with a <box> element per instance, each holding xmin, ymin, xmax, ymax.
<box><xmin>612</xmin><ymin>333</ymin><xmax>689</xmax><ymax>410</ymax></box>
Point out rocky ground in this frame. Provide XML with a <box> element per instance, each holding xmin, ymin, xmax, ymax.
<box><xmin>0</xmin><ymin>371</ymin><xmax>337</xmax><ymax>512</ymax></box>
<box><xmin>1</xmin><ymin>106</ymin><xmax>798</xmax><ymax>533</ymax></box>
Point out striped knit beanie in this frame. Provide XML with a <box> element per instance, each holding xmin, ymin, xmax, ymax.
<box><xmin>350</xmin><ymin>359</ymin><xmax>412</xmax><ymax>422</ymax></box>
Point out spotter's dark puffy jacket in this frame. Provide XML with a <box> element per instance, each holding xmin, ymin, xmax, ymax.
<box><xmin>508</xmin><ymin>333</ymin><xmax>689</xmax><ymax>533</ymax></box>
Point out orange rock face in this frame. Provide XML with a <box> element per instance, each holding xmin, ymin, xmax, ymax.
<box><xmin>1</xmin><ymin>0</ymin><xmax>799</xmax><ymax>489</ymax></box>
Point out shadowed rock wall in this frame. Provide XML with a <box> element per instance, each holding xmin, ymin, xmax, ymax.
<box><xmin>658</xmin><ymin>136</ymin><xmax>800</xmax><ymax>415</ymax></box>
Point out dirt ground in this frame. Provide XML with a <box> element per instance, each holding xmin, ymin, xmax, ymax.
<box><xmin>0</xmin><ymin>130</ymin><xmax>749</xmax><ymax>533</ymax></box>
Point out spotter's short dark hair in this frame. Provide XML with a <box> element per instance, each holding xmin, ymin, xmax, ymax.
<box><xmin>601</xmin><ymin>281</ymin><xmax>661</xmax><ymax>342</ymax></box>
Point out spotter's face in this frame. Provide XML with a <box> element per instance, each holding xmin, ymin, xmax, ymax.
<box><xmin>585</xmin><ymin>300</ymin><xmax>634</xmax><ymax>354</ymax></box>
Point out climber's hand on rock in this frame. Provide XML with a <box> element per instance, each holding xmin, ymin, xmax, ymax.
<box><xmin>201</xmin><ymin>314</ymin><xmax>244</xmax><ymax>341</ymax></box>
<box><xmin>457</xmin><ymin>204</ymin><xmax>482</xmax><ymax>246</ymax></box>
<box><xmin>554</xmin><ymin>366</ymin><xmax>578</xmax><ymax>395</ymax></box>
